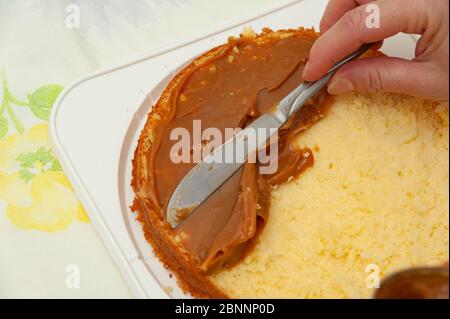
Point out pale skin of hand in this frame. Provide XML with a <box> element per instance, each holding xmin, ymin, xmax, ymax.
<box><xmin>303</xmin><ymin>0</ymin><xmax>449</xmax><ymax>102</ymax></box>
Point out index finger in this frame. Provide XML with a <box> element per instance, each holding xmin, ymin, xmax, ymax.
<box><xmin>305</xmin><ymin>0</ymin><xmax>431</xmax><ymax>81</ymax></box>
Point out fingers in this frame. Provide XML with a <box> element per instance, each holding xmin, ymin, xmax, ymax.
<box><xmin>320</xmin><ymin>0</ymin><xmax>373</xmax><ymax>33</ymax></box>
<box><xmin>305</xmin><ymin>0</ymin><xmax>432</xmax><ymax>81</ymax></box>
<box><xmin>327</xmin><ymin>56</ymin><xmax>449</xmax><ymax>101</ymax></box>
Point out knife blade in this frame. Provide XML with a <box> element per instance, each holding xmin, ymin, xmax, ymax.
<box><xmin>167</xmin><ymin>43</ymin><xmax>373</xmax><ymax>228</ymax></box>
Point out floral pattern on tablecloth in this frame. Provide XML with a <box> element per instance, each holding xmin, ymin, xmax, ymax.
<box><xmin>0</xmin><ymin>70</ymin><xmax>89</xmax><ymax>232</ymax></box>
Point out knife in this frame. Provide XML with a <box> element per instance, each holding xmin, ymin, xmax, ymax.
<box><xmin>167</xmin><ymin>43</ymin><xmax>373</xmax><ymax>228</ymax></box>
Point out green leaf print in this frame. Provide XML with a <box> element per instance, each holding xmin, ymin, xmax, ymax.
<box><xmin>0</xmin><ymin>113</ymin><xmax>8</xmax><ymax>139</ymax></box>
<box><xmin>1</xmin><ymin>70</ymin><xmax>65</xmax><ymax>140</ymax></box>
<box><xmin>49</xmin><ymin>159</ymin><xmax>62</xmax><ymax>171</ymax></box>
<box><xmin>18</xmin><ymin>169</ymin><xmax>34</xmax><ymax>183</ymax></box>
<box><xmin>27</xmin><ymin>85</ymin><xmax>64</xmax><ymax>121</ymax></box>
<box><xmin>17</xmin><ymin>147</ymin><xmax>54</xmax><ymax>168</ymax></box>
<box><xmin>16</xmin><ymin>147</ymin><xmax>62</xmax><ymax>183</ymax></box>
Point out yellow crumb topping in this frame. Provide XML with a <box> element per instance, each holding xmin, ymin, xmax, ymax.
<box><xmin>211</xmin><ymin>92</ymin><xmax>449</xmax><ymax>299</ymax></box>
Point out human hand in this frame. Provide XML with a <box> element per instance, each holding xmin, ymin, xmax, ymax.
<box><xmin>304</xmin><ymin>0</ymin><xmax>449</xmax><ymax>102</ymax></box>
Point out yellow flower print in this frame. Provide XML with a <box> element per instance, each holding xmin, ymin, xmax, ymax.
<box><xmin>0</xmin><ymin>124</ymin><xmax>89</xmax><ymax>232</ymax></box>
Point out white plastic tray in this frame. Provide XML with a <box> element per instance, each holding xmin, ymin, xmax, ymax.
<box><xmin>49</xmin><ymin>0</ymin><xmax>417</xmax><ymax>299</ymax></box>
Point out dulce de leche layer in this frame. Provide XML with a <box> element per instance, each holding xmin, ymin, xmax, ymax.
<box><xmin>141</xmin><ymin>30</ymin><xmax>332</xmax><ymax>273</ymax></box>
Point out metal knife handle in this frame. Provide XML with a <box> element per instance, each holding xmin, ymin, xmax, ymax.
<box><xmin>282</xmin><ymin>43</ymin><xmax>374</xmax><ymax>118</ymax></box>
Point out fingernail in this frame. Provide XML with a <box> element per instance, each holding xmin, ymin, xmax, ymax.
<box><xmin>328</xmin><ymin>78</ymin><xmax>354</xmax><ymax>94</ymax></box>
<box><xmin>302</xmin><ymin>61</ymin><xmax>310</xmax><ymax>79</ymax></box>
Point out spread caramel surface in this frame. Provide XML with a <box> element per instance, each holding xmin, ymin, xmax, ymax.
<box><xmin>143</xmin><ymin>32</ymin><xmax>331</xmax><ymax>273</ymax></box>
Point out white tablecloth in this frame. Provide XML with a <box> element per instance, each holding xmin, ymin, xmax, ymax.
<box><xmin>0</xmin><ymin>0</ymin><xmax>284</xmax><ymax>298</ymax></box>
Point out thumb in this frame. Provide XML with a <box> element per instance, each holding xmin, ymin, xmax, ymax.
<box><xmin>327</xmin><ymin>56</ymin><xmax>448</xmax><ymax>101</ymax></box>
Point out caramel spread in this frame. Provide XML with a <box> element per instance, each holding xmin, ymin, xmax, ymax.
<box><xmin>140</xmin><ymin>31</ymin><xmax>331</xmax><ymax>274</ymax></box>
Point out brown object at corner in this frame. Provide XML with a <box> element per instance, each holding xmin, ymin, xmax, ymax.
<box><xmin>375</xmin><ymin>266</ymin><xmax>449</xmax><ymax>299</ymax></box>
